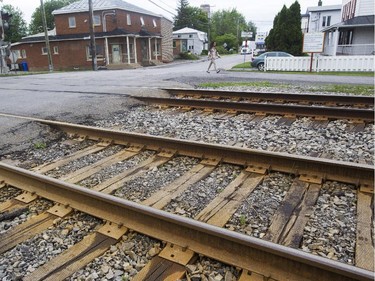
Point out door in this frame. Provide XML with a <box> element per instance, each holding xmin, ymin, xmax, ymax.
<box><xmin>140</xmin><ymin>39</ymin><xmax>149</xmax><ymax>63</ymax></box>
<box><xmin>111</xmin><ymin>44</ymin><xmax>121</xmax><ymax>63</ymax></box>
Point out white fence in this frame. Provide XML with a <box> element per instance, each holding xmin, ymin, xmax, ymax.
<box><xmin>265</xmin><ymin>55</ymin><xmax>374</xmax><ymax>72</ymax></box>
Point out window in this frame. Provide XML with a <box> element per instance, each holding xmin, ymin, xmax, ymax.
<box><xmin>152</xmin><ymin>19</ymin><xmax>157</xmax><ymax>28</ymax></box>
<box><xmin>339</xmin><ymin>30</ymin><xmax>354</xmax><ymax>45</ymax></box>
<box><xmin>322</xmin><ymin>16</ymin><xmax>331</xmax><ymax>27</ymax></box>
<box><xmin>127</xmin><ymin>14</ymin><xmax>131</xmax><ymax>25</ymax></box>
<box><xmin>173</xmin><ymin>40</ymin><xmax>176</xmax><ymax>48</ymax></box>
<box><xmin>21</xmin><ymin>49</ymin><xmax>26</xmax><ymax>58</ymax></box>
<box><xmin>86</xmin><ymin>45</ymin><xmax>104</xmax><ymax>60</ymax></box>
<box><xmin>140</xmin><ymin>16</ymin><xmax>145</xmax><ymax>26</ymax></box>
<box><xmin>69</xmin><ymin>17</ymin><xmax>76</xmax><ymax>28</ymax></box>
<box><xmin>189</xmin><ymin>35</ymin><xmax>193</xmax><ymax>38</ymax></box>
<box><xmin>93</xmin><ymin>15</ymin><xmax>101</xmax><ymax>26</ymax></box>
<box><xmin>53</xmin><ymin>46</ymin><xmax>59</xmax><ymax>54</ymax></box>
<box><xmin>42</xmin><ymin>47</ymin><xmax>48</xmax><ymax>55</ymax></box>
<box><xmin>153</xmin><ymin>42</ymin><xmax>161</xmax><ymax>55</ymax></box>
<box><xmin>13</xmin><ymin>50</ymin><xmax>21</xmax><ymax>59</ymax></box>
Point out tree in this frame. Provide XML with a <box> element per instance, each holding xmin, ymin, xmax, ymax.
<box><xmin>174</xmin><ymin>0</ymin><xmax>190</xmax><ymax>30</ymax></box>
<box><xmin>265</xmin><ymin>1</ymin><xmax>303</xmax><ymax>55</ymax></box>
<box><xmin>174</xmin><ymin>0</ymin><xmax>208</xmax><ymax>32</ymax></box>
<box><xmin>209</xmin><ymin>8</ymin><xmax>253</xmax><ymax>48</ymax></box>
<box><xmin>2</xmin><ymin>4</ymin><xmax>28</xmax><ymax>43</ymax></box>
<box><xmin>29</xmin><ymin>0</ymin><xmax>76</xmax><ymax>35</ymax></box>
<box><xmin>215</xmin><ymin>33</ymin><xmax>237</xmax><ymax>53</ymax></box>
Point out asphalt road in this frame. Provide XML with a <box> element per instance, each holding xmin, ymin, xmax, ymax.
<box><xmin>0</xmin><ymin>54</ymin><xmax>373</xmax><ymax>155</ymax></box>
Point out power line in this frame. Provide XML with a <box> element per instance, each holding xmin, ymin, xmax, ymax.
<box><xmin>158</xmin><ymin>0</ymin><xmax>176</xmax><ymax>11</ymax></box>
<box><xmin>147</xmin><ymin>0</ymin><xmax>176</xmax><ymax>17</ymax></box>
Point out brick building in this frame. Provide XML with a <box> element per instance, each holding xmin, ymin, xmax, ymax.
<box><xmin>11</xmin><ymin>0</ymin><xmax>173</xmax><ymax>71</ymax></box>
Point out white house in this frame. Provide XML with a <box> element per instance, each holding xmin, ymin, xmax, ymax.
<box><xmin>322</xmin><ymin>0</ymin><xmax>374</xmax><ymax>55</ymax></box>
<box><xmin>173</xmin><ymin>27</ymin><xmax>207</xmax><ymax>56</ymax></box>
<box><xmin>302</xmin><ymin>3</ymin><xmax>342</xmax><ymax>33</ymax></box>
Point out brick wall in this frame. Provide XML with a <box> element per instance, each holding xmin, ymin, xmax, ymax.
<box><xmin>55</xmin><ymin>10</ymin><xmax>162</xmax><ymax>35</ymax></box>
<box><xmin>161</xmin><ymin>17</ymin><xmax>173</xmax><ymax>62</ymax></box>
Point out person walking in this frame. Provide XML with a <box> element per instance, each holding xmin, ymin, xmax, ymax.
<box><xmin>207</xmin><ymin>42</ymin><xmax>221</xmax><ymax>73</ymax></box>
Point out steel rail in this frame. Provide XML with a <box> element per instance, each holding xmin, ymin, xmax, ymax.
<box><xmin>163</xmin><ymin>88</ymin><xmax>375</xmax><ymax>107</ymax></box>
<box><xmin>0</xmin><ymin>113</ymin><xmax>373</xmax><ymax>186</ymax></box>
<box><xmin>0</xmin><ymin>162</ymin><xmax>373</xmax><ymax>281</ymax></box>
<box><xmin>135</xmin><ymin>96</ymin><xmax>374</xmax><ymax>122</ymax></box>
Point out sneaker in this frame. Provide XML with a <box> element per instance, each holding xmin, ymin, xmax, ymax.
<box><xmin>216</xmin><ymin>70</ymin><xmax>220</xmax><ymax>73</ymax></box>
<box><xmin>206</xmin><ymin>71</ymin><xmax>210</xmax><ymax>73</ymax></box>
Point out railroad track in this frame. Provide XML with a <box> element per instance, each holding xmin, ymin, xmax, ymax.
<box><xmin>133</xmin><ymin>88</ymin><xmax>374</xmax><ymax>122</ymax></box>
<box><xmin>0</xmin><ymin>114</ymin><xmax>374</xmax><ymax>281</ymax></box>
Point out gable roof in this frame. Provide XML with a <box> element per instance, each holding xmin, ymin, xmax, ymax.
<box><xmin>173</xmin><ymin>27</ymin><xmax>205</xmax><ymax>34</ymax></box>
<box><xmin>306</xmin><ymin>4</ymin><xmax>342</xmax><ymax>13</ymax></box>
<box><xmin>53</xmin><ymin>0</ymin><xmax>161</xmax><ymax>17</ymax></box>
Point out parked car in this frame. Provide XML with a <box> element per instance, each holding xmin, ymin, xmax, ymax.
<box><xmin>251</xmin><ymin>51</ymin><xmax>293</xmax><ymax>71</ymax></box>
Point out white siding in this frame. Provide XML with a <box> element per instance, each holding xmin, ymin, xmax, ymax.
<box><xmin>356</xmin><ymin>0</ymin><xmax>375</xmax><ymax>16</ymax></box>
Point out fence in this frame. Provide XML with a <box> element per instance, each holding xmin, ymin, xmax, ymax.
<box><xmin>265</xmin><ymin>55</ymin><xmax>374</xmax><ymax>72</ymax></box>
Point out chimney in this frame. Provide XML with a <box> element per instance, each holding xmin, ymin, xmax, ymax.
<box><xmin>318</xmin><ymin>0</ymin><xmax>322</xmax><ymax>6</ymax></box>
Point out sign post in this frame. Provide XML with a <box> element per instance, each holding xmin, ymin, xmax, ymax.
<box><xmin>302</xmin><ymin>32</ymin><xmax>325</xmax><ymax>72</ymax></box>
<box><xmin>241</xmin><ymin>31</ymin><xmax>253</xmax><ymax>69</ymax></box>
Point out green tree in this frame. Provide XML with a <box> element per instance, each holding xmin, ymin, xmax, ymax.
<box><xmin>174</xmin><ymin>0</ymin><xmax>208</xmax><ymax>32</ymax></box>
<box><xmin>215</xmin><ymin>33</ymin><xmax>237</xmax><ymax>53</ymax></box>
<box><xmin>2</xmin><ymin>4</ymin><xmax>28</xmax><ymax>43</ymax></box>
<box><xmin>209</xmin><ymin>8</ymin><xmax>253</xmax><ymax>48</ymax></box>
<box><xmin>29</xmin><ymin>0</ymin><xmax>76</xmax><ymax>35</ymax></box>
<box><xmin>265</xmin><ymin>1</ymin><xmax>303</xmax><ymax>55</ymax></box>
<box><xmin>174</xmin><ymin>0</ymin><xmax>190</xmax><ymax>30</ymax></box>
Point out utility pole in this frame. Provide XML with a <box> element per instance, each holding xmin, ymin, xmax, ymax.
<box><xmin>40</xmin><ymin>0</ymin><xmax>53</xmax><ymax>72</ymax></box>
<box><xmin>88</xmin><ymin>0</ymin><xmax>97</xmax><ymax>71</ymax></box>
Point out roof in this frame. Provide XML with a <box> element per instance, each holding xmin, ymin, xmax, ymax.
<box><xmin>322</xmin><ymin>15</ymin><xmax>375</xmax><ymax>31</ymax></box>
<box><xmin>173</xmin><ymin>27</ymin><xmax>205</xmax><ymax>35</ymax></box>
<box><xmin>306</xmin><ymin>4</ymin><xmax>342</xmax><ymax>13</ymax></box>
<box><xmin>52</xmin><ymin>0</ymin><xmax>161</xmax><ymax>17</ymax></box>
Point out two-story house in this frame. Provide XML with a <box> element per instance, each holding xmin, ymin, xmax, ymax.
<box><xmin>172</xmin><ymin>27</ymin><xmax>207</xmax><ymax>57</ymax></box>
<box><xmin>301</xmin><ymin>2</ymin><xmax>342</xmax><ymax>33</ymax></box>
<box><xmin>11</xmin><ymin>0</ymin><xmax>173</xmax><ymax>71</ymax></box>
<box><xmin>322</xmin><ymin>0</ymin><xmax>374</xmax><ymax>55</ymax></box>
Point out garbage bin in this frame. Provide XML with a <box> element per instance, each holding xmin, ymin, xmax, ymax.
<box><xmin>21</xmin><ymin>61</ymin><xmax>28</xmax><ymax>71</ymax></box>
<box><xmin>18</xmin><ymin>63</ymin><xmax>24</xmax><ymax>71</ymax></box>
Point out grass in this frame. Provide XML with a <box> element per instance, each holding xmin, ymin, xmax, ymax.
<box><xmin>33</xmin><ymin>142</ymin><xmax>47</xmax><ymax>149</ymax></box>
<box><xmin>199</xmin><ymin>81</ymin><xmax>374</xmax><ymax>96</ymax></box>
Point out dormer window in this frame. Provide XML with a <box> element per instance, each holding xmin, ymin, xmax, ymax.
<box><xmin>140</xmin><ymin>16</ymin><xmax>145</xmax><ymax>26</ymax></box>
<box><xmin>69</xmin><ymin>16</ymin><xmax>76</xmax><ymax>28</ymax></box>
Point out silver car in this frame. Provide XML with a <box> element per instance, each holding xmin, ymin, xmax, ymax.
<box><xmin>251</xmin><ymin>51</ymin><xmax>293</xmax><ymax>71</ymax></box>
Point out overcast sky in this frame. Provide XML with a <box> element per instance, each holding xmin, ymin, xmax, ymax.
<box><xmin>1</xmin><ymin>0</ymin><xmax>342</xmax><ymax>31</ymax></box>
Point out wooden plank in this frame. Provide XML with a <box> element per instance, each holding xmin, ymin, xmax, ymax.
<box><xmin>355</xmin><ymin>191</ymin><xmax>374</xmax><ymax>271</ymax></box>
<box><xmin>32</xmin><ymin>144</ymin><xmax>109</xmax><ymax>174</ymax></box>
<box><xmin>142</xmin><ymin>163</ymin><xmax>216</xmax><ymax>209</ymax></box>
<box><xmin>0</xmin><ymin>198</ymin><xmax>27</xmax><ymax>212</ymax></box>
<box><xmin>132</xmin><ymin>256</ymin><xmax>186</xmax><ymax>281</ymax></box>
<box><xmin>94</xmin><ymin>155</ymin><xmax>171</xmax><ymax>193</ymax></box>
<box><xmin>280</xmin><ymin>183</ymin><xmax>321</xmax><ymax>248</ymax></box>
<box><xmin>196</xmin><ymin>172</ymin><xmax>263</xmax><ymax>227</ymax></box>
<box><xmin>61</xmin><ymin>149</ymin><xmax>137</xmax><ymax>183</ymax></box>
<box><xmin>23</xmin><ymin>233</ymin><xmax>117</xmax><ymax>281</ymax></box>
<box><xmin>239</xmin><ymin>270</ymin><xmax>270</xmax><ymax>281</ymax></box>
<box><xmin>0</xmin><ymin>212</ymin><xmax>57</xmax><ymax>254</ymax></box>
<box><xmin>263</xmin><ymin>179</ymin><xmax>309</xmax><ymax>243</ymax></box>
